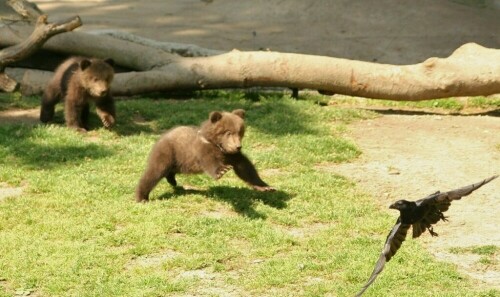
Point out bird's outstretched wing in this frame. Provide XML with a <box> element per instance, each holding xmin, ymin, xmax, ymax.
<box><xmin>411</xmin><ymin>175</ymin><xmax>498</xmax><ymax>238</ymax></box>
<box><xmin>355</xmin><ymin>220</ymin><xmax>411</xmax><ymax>297</ymax></box>
<box><xmin>417</xmin><ymin>175</ymin><xmax>498</xmax><ymax>208</ymax></box>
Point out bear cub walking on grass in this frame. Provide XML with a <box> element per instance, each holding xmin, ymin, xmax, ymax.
<box><xmin>40</xmin><ymin>57</ymin><xmax>116</xmax><ymax>132</ymax></box>
<box><xmin>136</xmin><ymin>109</ymin><xmax>275</xmax><ymax>202</ymax></box>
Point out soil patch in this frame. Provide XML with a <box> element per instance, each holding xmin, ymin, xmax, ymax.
<box><xmin>0</xmin><ymin>183</ymin><xmax>23</xmax><ymax>201</ymax></box>
<box><xmin>36</xmin><ymin>0</ymin><xmax>500</xmax><ymax>64</ymax></box>
<box><xmin>0</xmin><ymin>108</ymin><xmax>39</xmax><ymax>125</ymax></box>
<box><xmin>330</xmin><ymin>109</ymin><xmax>500</xmax><ymax>287</ymax></box>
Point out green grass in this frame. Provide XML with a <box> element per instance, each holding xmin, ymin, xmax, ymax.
<box><xmin>327</xmin><ymin>94</ymin><xmax>500</xmax><ymax>112</ymax></box>
<box><xmin>0</xmin><ymin>91</ymin><xmax>497</xmax><ymax>296</ymax></box>
<box><xmin>450</xmin><ymin>245</ymin><xmax>499</xmax><ymax>266</ymax></box>
<box><xmin>0</xmin><ymin>92</ymin><xmax>39</xmax><ymax>111</ymax></box>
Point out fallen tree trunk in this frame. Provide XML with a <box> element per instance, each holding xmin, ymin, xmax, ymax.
<box><xmin>10</xmin><ymin>42</ymin><xmax>500</xmax><ymax>99</ymax></box>
<box><xmin>1</xmin><ymin>11</ymin><xmax>499</xmax><ymax>99</ymax></box>
<box><xmin>137</xmin><ymin>43</ymin><xmax>500</xmax><ymax>100</ymax></box>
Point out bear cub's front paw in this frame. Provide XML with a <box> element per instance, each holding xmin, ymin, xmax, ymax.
<box><xmin>101</xmin><ymin>115</ymin><xmax>115</xmax><ymax>128</ymax></box>
<box><xmin>215</xmin><ymin>165</ymin><xmax>233</xmax><ymax>180</ymax></box>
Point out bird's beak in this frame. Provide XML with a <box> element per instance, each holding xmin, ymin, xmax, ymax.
<box><xmin>389</xmin><ymin>203</ymin><xmax>397</xmax><ymax>209</ymax></box>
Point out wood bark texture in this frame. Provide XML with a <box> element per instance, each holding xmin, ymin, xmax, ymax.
<box><xmin>112</xmin><ymin>43</ymin><xmax>497</xmax><ymax>100</ymax></box>
<box><xmin>1</xmin><ymin>10</ymin><xmax>498</xmax><ymax>99</ymax></box>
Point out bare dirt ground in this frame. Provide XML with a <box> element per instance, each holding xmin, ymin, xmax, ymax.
<box><xmin>1</xmin><ymin>0</ymin><xmax>499</xmax><ymax>290</ymax></box>
<box><xmin>0</xmin><ymin>109</ymin><xmax>39</xmax><ymax>125</ymax></box>
<box><xmin>33</xmin><ymin>0</ymin><xmax>500</xmax><ymax>64</ymax></box>
<box><xmin>0</xmin><ymin>182</ymin><xmax>23</xmax><ymax>202</ymax></box>
<box><xmin>331</xmin><ymin>107</ymin><xmax>500</xmax><ymax>287</ymax></box>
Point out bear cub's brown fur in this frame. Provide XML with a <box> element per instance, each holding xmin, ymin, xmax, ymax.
<box><xmin>136</xmin><ymin>109</ymin><xmax>275</xmax><ymax>202</ymax></box>
<box><xmin>40</xmin><ymin>57</ymin><xmax>116</xmax><ymax>132</ymax></box>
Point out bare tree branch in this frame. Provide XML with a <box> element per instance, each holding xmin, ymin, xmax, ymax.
<box><xmin>0</xmin><ymin>15</ymin><xmax>81</xmax><ymax>66</ymax></box>
<box><xmin>0</xmin><ymin>13</ymin><xmax>81</xmax><ymax>92</ymax></box>
<box><xmin>6</xmin><ymin>0</ymin><xmax>42</xmax><ymax>21</ymax></box>
<box><xmin>0</xmin><ymin>27</ymin><xmax>178</xmax><ymax>71</ymax></box>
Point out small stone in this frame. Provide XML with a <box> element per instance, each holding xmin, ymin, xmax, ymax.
<box><xmin>387</xmin><ymin>166</ymin><xmax>400</xmax><ymax>175</ymax></box>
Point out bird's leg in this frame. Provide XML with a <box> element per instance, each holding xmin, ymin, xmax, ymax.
<box><xmin>439</xmin><ymin>212</ymin><xmax>448</xmax><ymax>222</ymax></box>
<box><xmin>427</xmin><ymin>226</ymin><xmax>439</xmax><ymax>237</ymax></box>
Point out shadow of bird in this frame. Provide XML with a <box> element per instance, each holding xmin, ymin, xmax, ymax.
<box><xmin>355</xmin><ymin>175</ymin><xmax>498</xmax><ymax>296</ymax></box>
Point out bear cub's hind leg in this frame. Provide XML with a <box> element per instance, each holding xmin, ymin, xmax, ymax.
<box><xmin>166</xmin><ymin>172</ymin><xmax>177</xmax><ymax>187</ymax></box>
<box><xmin>136</xmin><ymin>165</ymin><xmax>166</xmax><ymax>202</ymax></box>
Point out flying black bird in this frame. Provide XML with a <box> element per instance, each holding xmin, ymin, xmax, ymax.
<box><xmin>355</xmin><ymin>175</ymin><xmax>498</xmax><ymax>297</ymax></box>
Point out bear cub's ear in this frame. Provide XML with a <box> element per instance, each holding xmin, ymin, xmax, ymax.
<box><xmin>209</xmin><ymin>111</ymin><xmax>223</xmax><ymax>123</ymax></box>
<box><xmin>232</xmin><ymin>109</ymin><xmax>245</xmax><ymax>119</ymax></box>
<box><xmin>80</xmin><ymin>59</ymin><xmax>91</xmax><ymax>71</ymax></box>
<box><xmin>104</xmin><ymin>58</ymin><xmax>115</xmax><ymax>67</ymax></box>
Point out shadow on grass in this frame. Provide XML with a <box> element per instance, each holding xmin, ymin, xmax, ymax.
<box><xmin>366</xmin><ymin>107</ymin><xmax>500</xmax><ymax>117</ymax></box>
<box><xmin>157</xmin><ymin>185</ymin><xmax>292</xmax><ymax>219</ymax></box>
<box><xmin>113</xmin><ymin>91</ymin><xmax>321</xmax><ymax>136</ymax></box>
<box><xmin>0</xmin><ymin>125</ymin><xmax>113</xmax><ymax>169</ymax></box>
<box><xmin>1</xmin><ymin>91</ymin><xmax>327</xmax><ymax>137</ymax></box>
<box><xmin>45</xmin><ymin>108</ymin><xmax>157</xmax><ymax>136</ymax></box>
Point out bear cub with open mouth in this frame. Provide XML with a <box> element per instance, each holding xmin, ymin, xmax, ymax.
<box><xmin>136</xmin><ymin>109</ymin><xmax>275</xmax><ymax>202</ymax></box>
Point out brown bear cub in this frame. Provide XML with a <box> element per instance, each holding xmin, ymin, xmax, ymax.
<box><xmin>40</xmin><ymin>57</ymin><xmax>116</xmax><ymax>132</ymax></box>
<box><xmin>135</xmin><ymin>109</ymin><xmax>275</xmax><ymax>202</ymax></box>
